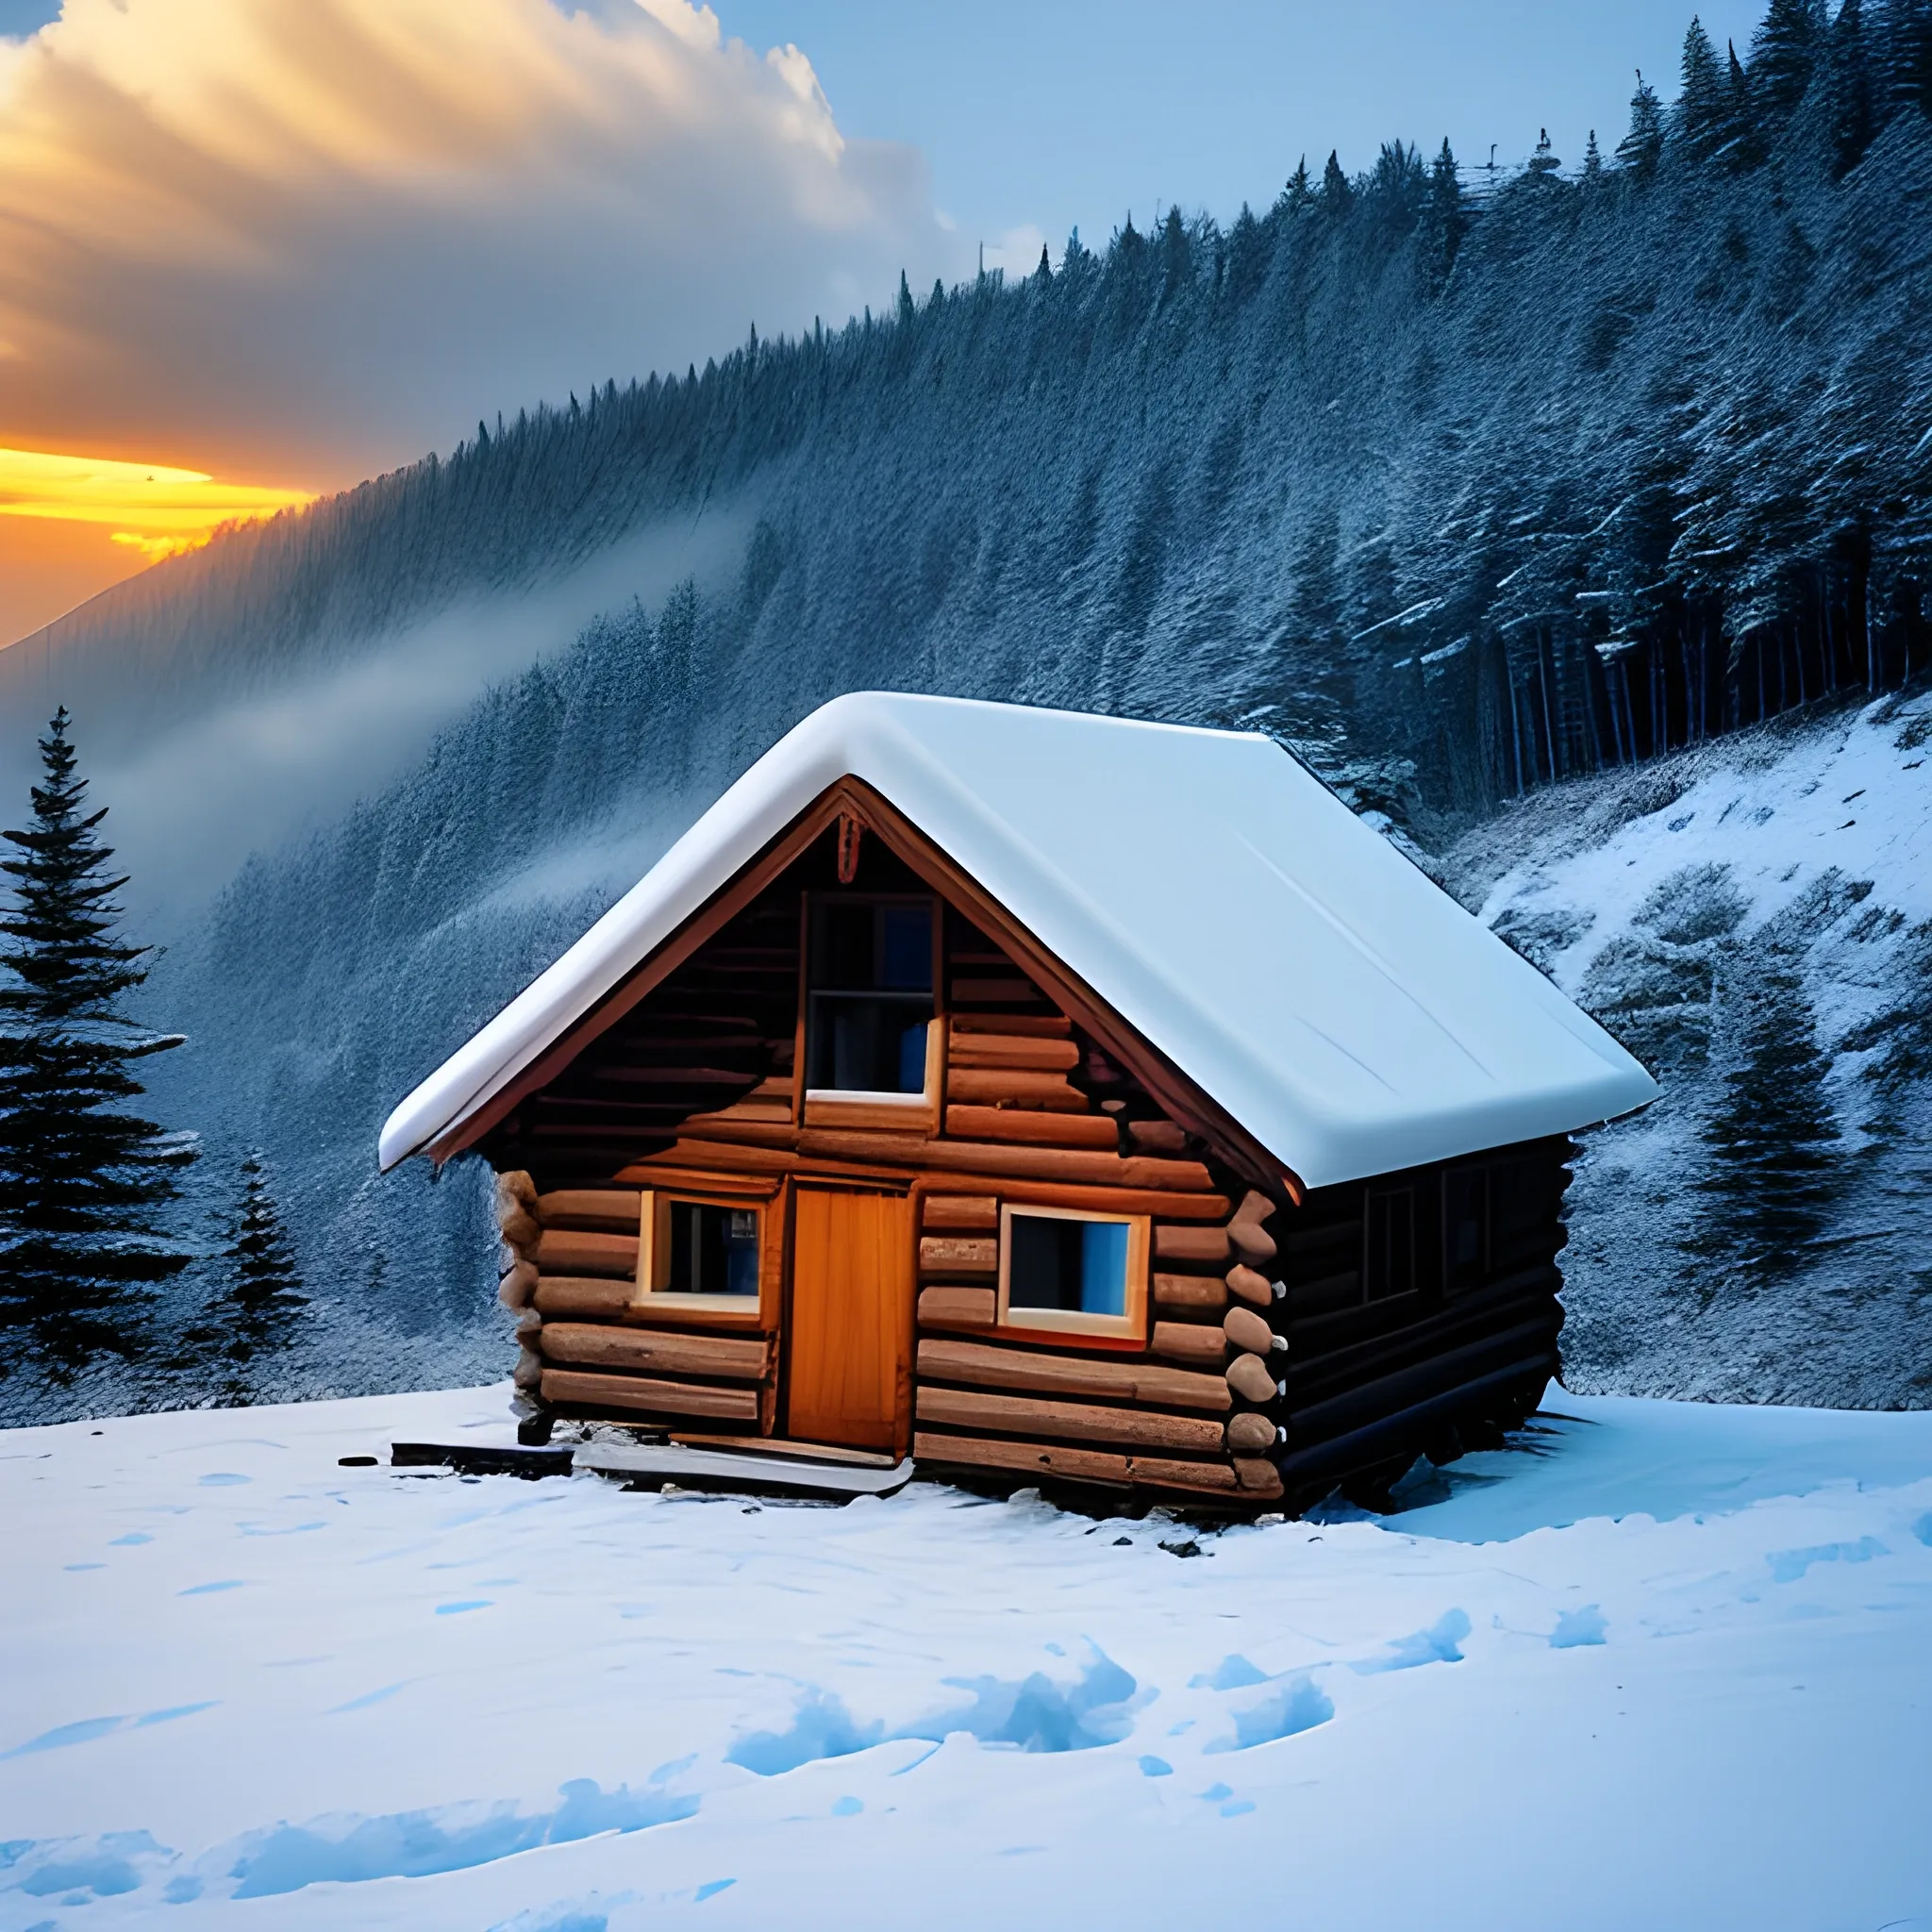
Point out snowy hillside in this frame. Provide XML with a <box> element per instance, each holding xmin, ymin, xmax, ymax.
<box><xmin>4</xmin><ymin>15</ymin><xmax>1932</xmax><ymax>1421</ymax></box>
<box><xmin>3</xmin><ymin>1384</ymin><xmax>1928</xmax><ymax>1930</ymax></box>
<box><xmin>1443</xmin><ymin>685</ymin><xmax>1932</xmax><ymax>1408</ymax></box>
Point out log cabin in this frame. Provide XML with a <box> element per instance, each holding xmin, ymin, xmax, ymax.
<box><xmin>379</xmin><ymin>693</ymin><xmax>1657</xmax><ymax>1508</ymax></box>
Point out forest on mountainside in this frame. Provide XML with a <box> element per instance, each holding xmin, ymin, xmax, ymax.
<box><xmin>12</xmin><ymin>0</ymin><xmax>1931</xmax><ymax>832</ymax></box>
<box><xmin>7</xmin><ymin>0</ymin><xmax>1932</xmax><ymax>1423</ymax></box>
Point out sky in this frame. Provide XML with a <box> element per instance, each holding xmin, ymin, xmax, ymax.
<box><xmin>0</xmin><ymin>0</ymin><xmax>1769</xmax><ymax>644</ymax></box>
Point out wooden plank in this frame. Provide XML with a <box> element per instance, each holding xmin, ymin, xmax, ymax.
<box><xmin>915</xmin><ymin>1385</ymin><xmax>1226</xmax><ymax>1454</ymax></box>
<box><xmin>918</xmin><ymin>1235</ymin><xmax>998</xmax><ymax>1276</ymax></box>
<box><xmin>539</xmin><ymin>1322</ymin><xmax>769</xmax><ymax>1381</ymax></box>
<box><xmin>949</xmin><ymin>1013</ymin><xmax>1071</xmax><ymax>1038</ymax></box>
<box><xmin>1155</xmin><ymin>1224</ymin><xmax>1232</xmax><ymax>1265</ymax></box>
<box><xmin>913</xmin><ymin>1431</ymin><xmax>1241</xmax><ymax>1494</ymax></box>
<box><xmin>942</xmin><ymin>1069</ymin><xmax>1086</xmax><ymax>1110</ymax></box>
<box><xmin>917</xmin><ymin>1285</ymin><xmax>997</xmax><ymax>1331</ymax></box>
<box><xmin>800</xmin><ymin>1130</ymin><xmax>1215</xmax><ymax>1193</ymax></box>
<box><xmin>535</xmin><ymin>1228</ymin><xmax>638</xmax><ymax>1278</ymax></box>
<box><xmin>668</xmin><ymin>1433</ymin><xmax>899</xmax><ymax>1467</ymax></box>
<box><xmin>1127</xmin><ymin>1120</ymin><xmax>1189</xmax><ymax>1154</ymax></box>
<box><xmin>947</xmin><ymin>1037</ymin><xmax>1081</xmax><ymax>1073</ymax></box>
<box><xmin>531</xmin><ymin>1276</ymin><xmax>767</xmax><ymax>1330</ymax></box>
<box><xmin>944</xmin><ymin>1106</ymin><xmax>1117</xmax><ymax>1150</ymax></box>
<box><xmin>592</xmin><ymin>1164</ymin><xmax>780</xmax><ymax>1200</ymax></box>
<box><xmin>916</xmin><ymin>1338</ymin><xmax>1230</xmax><ymax>1412</ymax></box>
<box><xmin>1153</xmin><ymin>1272</ymin><xmax>1226</xmax><ymax>1312</ymax></box>
<box><xmin>921</xmin><ymin>1193</ymin><xmax>997</xmax><ymax>1232</ymax></box>
<box><xmin>1151</xmin><ymin>1322</ymin><xmax>1227</xmax><ymax>1369</ymax></box>
<box><xmin>615</xmin><ymin>1141</ymin><xmax>1228</xmax><ymax>1219</ymax></box>
<box><xmin>802</xmin><ymin>1096</ymin><xmax>939</xmax><ymax>1134</ymax></box>
<box><xmin>540</xmin><ymin>1366</ymin><xmax>759</xmax><ymax>1422</ymax></box>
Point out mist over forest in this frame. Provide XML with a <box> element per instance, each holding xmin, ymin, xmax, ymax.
<box><xmin>5</xmin><ymin>0</ymin><xmax>1931</xmax><ymax>1421</ymax></box>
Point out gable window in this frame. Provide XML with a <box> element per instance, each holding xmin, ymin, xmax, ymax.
<box><xmin>1363</xmin><ymin>1182</ymin><xmax>1417</xmax><ymax>1302</ymax></box>
<box><xmin>805</xmin><ymin>896</ymin><xmax>937</xmax><ymax>1101</ymax></box>
<box><xmin>635</xmin><ymin>1191</ymin><xmax>764</xmax><ymax>1308</ymax></box>
<box><xmin>996</xmin><ymin>1204</ymin><xmax>1148</xmax><ymax>1341</ymax></box>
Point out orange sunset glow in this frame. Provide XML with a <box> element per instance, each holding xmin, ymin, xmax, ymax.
<box><xmin>0</xmin><ymin>446</ymin><xmax>313</xmax><ymax>643</ymax></box>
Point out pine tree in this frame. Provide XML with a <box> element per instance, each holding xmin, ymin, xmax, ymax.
<box><xmin>1750</xmin><ymin>0</ymin><xmax>1826</xmax><ymax>124</ymax></box>
<box><xmin>1583</xmin><ymin>128</ymin><xmax>1604</xmax><ymax>179</ymax></box>
<box><xmin>1723</xmin><ymin>39</ymin><xmax>1762</xmax><ymax>166</ymax></box>
<box><xmin>1875</xmin><ymin>0</ymin><xmax>1932</xmax><ymax>119</ymax></box>
<box><xmin>1321</xmin><ymin>149</ymin><xmax>1355</xmax><ymax>213</ymax></box>
<box><xmin>1827</xmin><ymin>0</ymin><xmax>1877</xmax><ymax>174</ymax></box>
<box><xmin>1421</xmin><ymin>139</ymin><xmax>1468</xmax><ymax>287</ymax></box>
<box><xmin>1617</xmin><ymin>70</ymin><xmax>1665</xmax><ymax>178</ymax></box>
<box><xmin>1526</xmin><ymin>126</ymin><xmax>1562</xmax><ymax>179</ymax></box>
<box><xmin>1679</xmin><ymin>16</ymin><xmax>1729</xmax><ymax>158</ymax></box>
<box><xmin>896</xmin><ymin>270</ymin><xmax>915</xmax><ymax>328</ymax></box>
<box><xmin>187</xmin><ymin>1152</ymin><xmax>307</xmax><ymax>1400</ymax></box>
<box><xmin>0</xmin><ymin>710</ymin><xmax>194</xmax><ymax>1381</ymax></box>
<box><xmin>1158</xmin><ymin>205</ymin><xmax>1192</xmax><ymax>294</ymax></box>
<box><xmin>1280</xmin><ymin>155</ymin><xmax>1315</xmax><ymax>214</ymax></box>
<box><xmin>1695</xmin><ymin>958</ymin><xmax>1843</xmax><ymax>1281</ymax></box>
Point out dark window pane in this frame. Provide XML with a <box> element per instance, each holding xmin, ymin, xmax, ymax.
<box><xmin>1008</xmin><ymin>1214</ymin><xmax>1129</xmax><ymax>1318</ymax></box>
<box><xmin>879</xmin><ymin>904</ymin><xmax>933</xmax><ymax>990</ymax></box>
<box><xmin>806</xmin><ymin>899</ymin><xmax>935</xmax><ymax>1093</ymax></box>
<box><xmin>806</xmin><ymin>997</ymin><xmax>930</xmax><ymax>1092</ymax></box>
<box><xmin>666</xmin><ymin>1201</ymin><xmax>759</xmax><ymax>1296</ymax></box>
<box><xmin>1365</xmin><ymin>1186</ymin><xmax>1415</xmax><ymax>1301</ymax></box>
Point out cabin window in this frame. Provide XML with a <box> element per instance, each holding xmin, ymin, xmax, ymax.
<box><xmin>1363</xmin><ymin>1183</ymin><xmax>1417</xmax><ymax>1301</ymax></box>
<box><xmin>805</xmin><ymin>896</ymin><xmax>938</xmax><ymax>1100</ymax></box>
<box><xmin>1442</xmin><ymin>1163</ymin><xmax>1491</xmax><ymax>1295</ymax></box>
<box><xmin>1489</xmin><ymin>1154</ymin><xmax>1553</xmax><ymax>1272</ymax></box>
<box><xmin>996</xmin><ymin>1204</ymin><xmax>1148</xmax><ymax>1341</ymax></box>
<box><xmin>636</xmin><ymin>1191</ymin><xmax>763</xmax><ymax>1307</ymax></box>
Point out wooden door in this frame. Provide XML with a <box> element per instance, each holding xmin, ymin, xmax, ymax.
<box><xmin>786</xmin><ymin>1187</ymin><xmax>914</xmax><ymax>1453</ymax></box>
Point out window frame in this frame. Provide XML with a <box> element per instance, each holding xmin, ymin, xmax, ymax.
<box><xmin>994</xmin><ymin>1202</ymin><xmax>1149</xmax><ymax>1343</ymax></box>
<box><xmin>1362</xmin><ymin>1180</ymin><xmax>1421</xmax><ymax>1305</ymax></box>
<box><xmin>1441</xmin><ymin>1159</ymin><xmax>1492</xmax><ymax>1298</ymax></box>
<box><xmin>631</xmin><ymin>1188</ymin><xmax>773</xmax><ymax>1321</ymax></box>
<box><xmin>797</xmin><ymin>891</ymin><xmax>943</xmax><ymax>1130</ymax></box>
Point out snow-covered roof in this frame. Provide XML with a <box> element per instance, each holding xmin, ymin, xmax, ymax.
<box><xmin>378</xmin><ymin>692</ymin><xmax>1656</xmax><ymax>1185</ymax></box>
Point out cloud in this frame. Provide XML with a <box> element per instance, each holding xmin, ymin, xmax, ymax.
<box><xmin>0</xmin><ymin>0</ymin><xmax>962</xmax><ymax>482</ymax></box>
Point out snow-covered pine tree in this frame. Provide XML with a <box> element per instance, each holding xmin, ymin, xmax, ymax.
<box><xmin>1679</xmin><ymin>16</ymin><xmax>1730</xmax><ymax>158</ymax></box>
<box><xmin>1279</xmin><ymin>155</ymin><xmax>1314</xmax><ymax>214</ymax></box>
<box><xmin>0</xmin><ymin>709</ymin><xmax>195</xmax><ymax>1381</ymax></box>
<box><xmin>1696</xmin><ymin>957</ymin><xmax>1844</xmax><ymax>1282</ymax></box>
<box><xmin>1421</xmin><ymin>139</ymin><xmax>1467</xmax><ymax>287</ymax></box>
<box><xmin>1750</xmin><ymin>0</ymin><xmax>1827</xmax><ymax>124</ymax></box>
<box><xmin>186</xmin><ymin>1152</ymin><xmax>308</xmax><ymax>1401</ymax></box>
<box><xmin>1527</xmin><ymin>126</ymin><xmax>1563</xmax><ymax>179</ymax></box>
<box><xmin>1826</xmin><ymin>0</ymin><xmax>1877</xmax><ymax>175</ymax></box>
<box><xmin>1616</xmin><ymin>69</ymin><xmax>1666</xmax><ymax>177</ymax></box>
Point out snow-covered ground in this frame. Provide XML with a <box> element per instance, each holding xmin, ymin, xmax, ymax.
<box><xmin>4</xmin><ymin>1386</ymin><xmax>1929</xmax><ymax>1931</ymax></box>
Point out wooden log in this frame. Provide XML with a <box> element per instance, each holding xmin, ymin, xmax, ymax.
<box><xmin>922</xmin><ymin>1193</ymin><xmax>998</xmax><ymax>1232</ymax></box>
<box><xmin>915</xmin><ymin>1386</ymin><xmax>1227</xmax><ymax>1455</ymax></box>
<box><xmin>1231</xmin><ymin>1189</ymin><xmax>1275</xmax><ymax>1229</ymax></box>
<box><xmin>539</xmin><ymin>1366</ymin><xmax>760</xmax><ymax>1423</ymax></box>
<box><xmin>802</xmin><ymin>1130</ymin><xmax>1215</xmax><ymax>1193</ymax></box>
<box><xmin>539</xmin><ymin>1321</ymin><xmax>769</xmax><ymax>1381</ymax></box>
<box><xmin>1225</xmin><ymin>1412</ymin><xmax>1281</xmax><ymax>1455</ymax></box>
<box><xmin>912</xmin><ymin>1431</ymin><xmax>1240</xmax><ymax>1495</ymax></box>
<box><xmin>533</xmin><ymin>1274</ymin><xmax>633</xmax><ymax>1319</ymax></box>
<box><xmin>601</xmin><ymin>1163</ymin><xmax>781</xmax><ymax>1200</ymax></box>
<box><xmin>1155</xmin><ymin>1224</ymin><xmax>1232</xmax><ymax>1266</ymax></box>
<box><xmin>945</xmin><ymin>1106</ymin><xmax>1118</xmax><ymax>1150</ymax></box>
<box><xmin>1234</xmin><ymin>1457</ymin><xmax>1285</xmax><ymax>1497</ymax></box>
<box><xmin>514</xmin><ymin>1310</ymin><xmax>543</xmax><ymax>1342</ymax></box>
<box><xmin>942</xmin><ymin>1069</ymin><xmax>1086</xmax><ymax>1111</ymax></box>
<box><xmin>916</xmin><ymin>1339</ymin><xmax>1230</xmax><ymax>1412</ymax></box>
<box><xmin>919</xmin><ymin>1235</ymin><xmax>998</xmax><ymax>1276</ymax></box>
<box><xmin>1225</xmin><ymin>1263</ymin><xmax>1277</xmax><ymax>1307</ymax></box>
<box><xmin>496</xmin><ymin>1170</ymin><xmax>537</xmax><ymax>1214</ymax></box>
<box><xmin>918</xmin><ymin>1286</ymin><xmax>996</xmax><ymax>1331</ymax></box>
<box><xmin>1151</xmin><ymin>1322</ymin><xmax>1227</xmax><ymax>1369</ymax></box>
<box><xmin>947</xmin><ymin>1036</ymin><xmax>1082</xmax><ymax>1073</ymax></box>
<box><xmin>1223</xmin><ymin>1307</ymin><xmax>1282</xmax><ymax>1357</ymax></box>
<box><xmin>537</xmin><ymin>1190</ymin><xmax>644</xmax><ymax>1231</ymax></box>
<box><xmin>534</xmin><ymin>1228</ymin><xmax>639</xmax><ymax>1278</ymax></box>
<box><xmin>950</xmin><ymin>976</ymin><xmax>1041</xmax><ymax>1004</ymax></box>
<box><xmin>1153</xmin><ymin>1272</ymin><xmax>1226</xmax><ymax>1313</ymax></box>
<box><xmin>513</xmin><ymin>1346</ymin><xmax>542</xmax><ymax>1391</ymax></box>
<box><xmin>1228</xmin><ymin>1222</ymin><xmax>1278</xmax><ymax>1267</ymax></box>
<box><xmin>498</xmin><ymin>1259</ymin><xmax>539</xmax><ymax>1310</ymax></box>
<box><xmin>671</xmin><ymin>1115</ymin><xmax>800</xmax><ymax>1147</ymax></box>
<box><xmin>1127</xmin><ymin>1119</ymin><xmax>1189</xmax><ymax>1155</ymax></box>
<box><xmin>499</xmin><ymin>1207</ymin><xmax>541</xmax><ymax>1251</ymax></box>
<box><xmin>1225</xmin><ymin>1354</ymin><xmax>1284</xmax><ymax>1405</ymax></box>
<box><xmin>621</xmin><ymin>1141</ymin><xmax>1227</xmax><ymax>1218</ymax></box>
<box><xmin>949</xmin><ymin>1012</ymin><xmax>1071</xmax><ymax>1038</ymax></box>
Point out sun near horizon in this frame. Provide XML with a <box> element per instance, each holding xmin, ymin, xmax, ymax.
<box><xmin>0</xmin><ymin>444</ymin><xmax>315</xmax><ymax>645</ymax></box>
